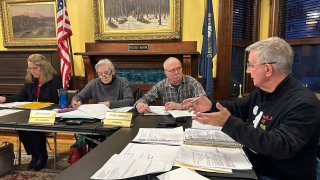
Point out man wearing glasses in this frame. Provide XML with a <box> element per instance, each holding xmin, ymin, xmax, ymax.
<box><xmin>71</xmin><ymin>58</ymin><xmax>134</xmax><ymax>108</ymax></box>
<box><xmin>135</xmin><ymin>57</ymin><xmax>205</xmax><ymax>114</ymax></box>
<box><xmin>183</xmin><ymin>37</ymin><xmax>320</xmax><ymax>180</ymax></box>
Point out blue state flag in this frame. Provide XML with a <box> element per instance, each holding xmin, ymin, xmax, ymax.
<box><xmin>200</xmin><ymin>0</ymin><xmax>217</xmax><ymax>96</ymax></box>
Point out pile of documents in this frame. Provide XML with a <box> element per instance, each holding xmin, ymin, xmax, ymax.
<box><xmin>91</xmin><ymin>126</ymin><xmax>252</xmax><ymax>179</ymax></box>
<box><xmin>132</xmin><ymin>126</ymin><xmax>184</xmax><ymax>145</ymax></box>
<box><xmin>184</xmin><ymin>128</ymin><xmax>242</xmax><ymax>148</ymax></box>
<box><xmin>56</xmin><ymin>104</ymin><xmax>133</xmax><ymax>120</ymax></box>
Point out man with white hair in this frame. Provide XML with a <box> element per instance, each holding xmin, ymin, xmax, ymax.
<box><xmin>135</xmin><ymin>57</ymin><xmax>206</xmax><ymax>113</ymax></box>
<box><xmin>184</xmin><ymin>37</ymin><xmax>320</xmax><ymax>180</ymax></box>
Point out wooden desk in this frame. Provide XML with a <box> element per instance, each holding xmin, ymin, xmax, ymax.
<box><xmin>55</xmin><ymin>115</ymin><xmax>257</xmax><ymax>180</ymax></box>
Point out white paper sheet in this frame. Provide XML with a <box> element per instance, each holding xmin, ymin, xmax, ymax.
<box><xmin>110</xmin><ymin>106</ymin><xmax>133</xmax><ymax>112</ymax></box>
<box><xmin>144</xmin><ymin>106</ymin><xmax>170</xmax><ymax>115</ymax></box>
<box><xmin>174</xmin><ymin>144</ymin><xmax>252</xmax><ymax>171</ymax></box>
<box><xmin>90</xmin><ymin>154</ymin><xmax>172</xmax><ymax>180</ymax></box>
<box><xmin>191</xmin><ymin>120</ymin><xmax>222</xmax><ymax>130</ymax></box>
<box><xmin>132</xmin><ymin>126</ymin><xmax>184</xmax><ymax>145</ymax></box>
<box><xmin>120</xmin><ymin>143</ymin><xmax>180</xmax><ymax>162</ymax></box>
<box><xmin>57</xmin><ymin>104</ymin><xmax>111</xmax><ymax>119</ymax></box>
<box><xmin>168</xmin><ymin>110</ymin><xmax>195</xmax><ymax>118</ymax></box>
<box><xmin>0</xmin><ymin>102</ymin><xmax>32</xmax><ymax>108</ymax></box>
<box><xmin>0</xmin><ymin>109</ymin><xmax>23</xmax><ymax>117</ymax></box>
<box><xmin>157</xmin><ymin>167</ymin><xmax>209</xmax><ymax>180</ymax></box>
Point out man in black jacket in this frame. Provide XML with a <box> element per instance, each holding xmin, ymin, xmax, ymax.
<box><xmin>184</xmin><ymin>37</ymin><xmax>320</xmax><ymax>180</ymax></box>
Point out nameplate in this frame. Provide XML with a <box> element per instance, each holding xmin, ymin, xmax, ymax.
<box><xmin>104</xmin><ymin>112</ymin><xmax>132</xmax><ymax>127</ymax></box>
<box><xmin>29</xmin><ymin>110</ymin><xmax>56</xmax><ymax>125</ymax></box>
<box><xmin>128</xmin><ymin>44</ymin><xmax>149</xmax><ymax>51</ymax></box>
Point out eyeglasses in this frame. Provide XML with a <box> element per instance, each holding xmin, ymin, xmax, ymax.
<box><xmin>246</xmin><ymin>62</ymin><xmax>277</xmax><ymax>69</ymax></box>
<box><xmin>97</xmin><ymin>71</ymin><xmax>113</xmax><ymax>78</ymax></box>
<box><xmin>166</xmin><ymin>66</ymin><xmax>182</xmax><ymax>74</ymax></box>
<box><xmin>26</xmin><ymin>67</ymin><xmax>40</xmax><ymax>71</ymax></box>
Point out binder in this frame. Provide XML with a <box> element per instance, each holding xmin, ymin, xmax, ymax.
<box><xmin>184</xmin><ymin>128</ymin><xmax>242</xmax><ymax>148</ymax></box>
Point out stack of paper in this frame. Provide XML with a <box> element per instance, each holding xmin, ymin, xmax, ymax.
<box><xmin>132</xmin><ymin>126</ymin><xmax>184</xmax><ymax>145</ymax></box>
<box><xmin>91</xmin><ymin>154</ymin><xmax>172</xmax><ymax>180</ymax></box>
<box><xmin>174</xmin><ymin>144</ymin><xmax>252</xmax><ymax>173</ymax></box>
<box><xmin>184</xmin><ymin>128</ymin><xmax>242</xmax><ymax>148</ymax></box>
<box><xmin>57</xmin><ymin>104</ymin><xmax>111</xmax><ymax>119</ymax></box>
<box><xmin>57</xmin><ymin>104</ymin><xmax>135</xmax><ymax>120</ymax></box>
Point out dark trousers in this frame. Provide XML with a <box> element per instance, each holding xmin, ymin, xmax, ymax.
<box><xmin>18</xmin><ymin>131</ymin><xmax>47</xmax><ymax>158</ymax></box>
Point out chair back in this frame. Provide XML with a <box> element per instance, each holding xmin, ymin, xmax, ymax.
<box><xmin>131</xmin><ymin>87</ymin><xmax>141</xmax><ymax>102</ymax></box>
<box><xmin>67</xmin><ymin>90</ymin><xmax>79</xmax><ymax>106</ymax></box>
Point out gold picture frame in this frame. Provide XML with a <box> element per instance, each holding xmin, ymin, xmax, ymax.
<box><xmin>93</xmin><ymin>0</ymin><xmax>182</xmax><ymax>41</ymax></box>
<box><xmin>0</xmin><ymin>0</ymin><xmax>57</xmax><ymax>47</ymax></box>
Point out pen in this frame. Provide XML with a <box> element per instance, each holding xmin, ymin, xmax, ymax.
<box><xmin>191</xmin><ymin>97</ymin><xmax>200</xmax><ymax>103</ymax></box>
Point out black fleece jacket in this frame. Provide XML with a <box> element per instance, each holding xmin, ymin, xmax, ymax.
<box><xmin>212</xmin><ymin>75</ymin><xmax>320</xmax><ymax>180</ymax></box>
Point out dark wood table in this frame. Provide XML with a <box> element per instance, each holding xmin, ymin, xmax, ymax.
<box><xmin>0</xmin><ymin>107</ymin><xmax>119</xmax><ymax>136</ymax></box>
<box><xmin>54</xmin><ymin>115</ymin><xmax>257</xmax><ymax>180</ymax></box>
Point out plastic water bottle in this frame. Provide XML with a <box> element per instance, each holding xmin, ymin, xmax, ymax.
<box><xmin>58</xmin><ymin>89</ymin><xmax>68</xmax><ymax>109</ymax></box>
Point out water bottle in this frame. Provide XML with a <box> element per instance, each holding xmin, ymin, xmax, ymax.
<box><xmin>58</xmin><ymin>89</ymin><xmax>68</xmax><ymax>109</ymax></box>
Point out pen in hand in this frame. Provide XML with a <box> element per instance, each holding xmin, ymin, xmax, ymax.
<box><xmin>191</xmin><ymin>97</ymin><xmax>200</xmax><ymax>103</ymax></box>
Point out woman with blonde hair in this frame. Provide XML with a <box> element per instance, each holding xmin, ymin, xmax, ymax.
<box><xmin>0</xmin><ymin>54</ymin><xmax>62</xmax><ymax>171</ymax></box>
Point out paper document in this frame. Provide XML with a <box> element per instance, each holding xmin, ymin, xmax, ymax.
<box><xmin>0</xmin><ymin>109</ymin><xmax>23</xmax><ymax>117</ymax></box>
<box><xmin>157</xmin><ymin>167</ymin><xmax>209</xmax><ymax>180</ymax></box>
<box><xmin>174</xmin><ymin>144</ymin><xmax>252</xmax><ymax>172</ymax></box>
<box><xmin>168</xmin><ymin>110</ymin><xmax>195</xmax><ymax>118</ymax></box>
<box><xmin>120</xmin><ymin>143</ymin><xmax>180</xmax><ymax>162</ymax></box>
<box><xmin>144</xmin><ymin>106</ymin><xmax>170</xmax><ymax>115</ymax></box>
<box><xmin>57</xmin><ymin>104</ymin><xmax>110</xmax><ymax>119</ymax></box>
<box><xmin>184</xmin><ymin>128</ymin><xmax>241</xmax><ymax>148</ymax></box>
<box><xmin>110</xmin><ymin>106</ymin><xmax>133</xmax><ymax>112</ymax></box>
<box><xmin>0</xmin><ymin>102</ymin><xmax>32</xmax><ymax>108</ymax></box>
<box><xmin>192</xmin><ymin>120</ymin><xmax>222</xmax><ymax>130</ymax></box>
<box><xmin>132</xmin><ymin>126</ymin><xmax>184</xmax><ymax>145</ymax></box>
<box><xmin>90</xmin><ymin>154</ymin><xmax>172</xmax><ymax>180</ymax></box>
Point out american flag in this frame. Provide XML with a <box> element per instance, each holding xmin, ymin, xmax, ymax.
<box><xmin>57</xmin><ymin>0</ymin><xmax>72</xmax><ymax>89</ymax></box>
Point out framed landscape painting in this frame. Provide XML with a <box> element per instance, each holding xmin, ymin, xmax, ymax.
<box><xmin>0</xmin><ymin>0</ymin><xmax>57</xmax><ymax>47</ymax></box>
<box><xmin>93</xmin><ymin>0</ymin><xmax>182</xmax><ymax>41</ymax></box>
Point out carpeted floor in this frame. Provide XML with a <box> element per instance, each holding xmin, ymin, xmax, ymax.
<box><xmin>0</xmin><ymin>131</ymin><xmax>75</xmax><ymax>180</ymax></box>
<box><xmin>1</xmin><ymin>153</ymin><xmax>69</xmax><ymax>180</ymax></box>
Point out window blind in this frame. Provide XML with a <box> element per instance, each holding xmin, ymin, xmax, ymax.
<box><xmin>233</xmin><ymin>0</ymin><xmax>254</xmax><ymax>40</ymax></box>
<box><xmin>279</xmin><ymin>0</ymin><xmax>320</xmax><ymax>39</ymax></box>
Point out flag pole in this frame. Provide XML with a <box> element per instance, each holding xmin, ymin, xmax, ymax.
<box><xmin>67</xmin><ymin>37</ymin><xmax>76</xmax><ymax>90</ymax></box>
<box><xmin>64</xmin><ymin>0</ymin><xmax>75</xmax><ymax>90</ymax></box>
